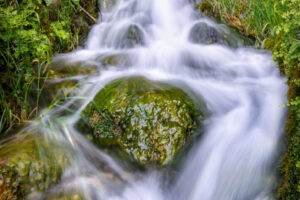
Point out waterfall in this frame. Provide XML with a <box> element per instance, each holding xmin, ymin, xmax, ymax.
<box><xmin>1</xmin><ymin>0</ymin><xmax>287</xmax><ymax>199</ymax></box>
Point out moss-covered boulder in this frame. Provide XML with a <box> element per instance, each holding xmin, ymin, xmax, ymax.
<box><xmin>0</xmin><ymin>133</ymin><xmax>69</xmax><ymax>200</ymax></box>
<box><xmin>81</xmin><ymin>77</ymin><xmax>206</xmax><ymax>166</ymax></box>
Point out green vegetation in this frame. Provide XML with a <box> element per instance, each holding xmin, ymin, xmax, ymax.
<box><xmin>198</xmin><ymin>0</ymin><xmax>282</xmax><ymax>43</ymax></box>
<box><xmin>198</xmin><ymin>0</ymin><xmax>300</xmax><ymax>198</ymax></box>
<box><xmin>81</xmin><ymin>76</ymin><xmax>207</xmax><ymax>166</ymax></box>
<box><xmin>0</xmin><ymin>0</ymin><xmax>100</xmax><ymax>134</ymax></box>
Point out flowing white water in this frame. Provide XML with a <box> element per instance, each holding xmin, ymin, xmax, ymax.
<box><xmin>21</xmin><ymin>0</ymin><xmax>289</xmax><ymax>199</ymax></box>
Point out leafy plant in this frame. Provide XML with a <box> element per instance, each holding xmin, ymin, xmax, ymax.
<box><xmin>0</xmin><ymin>0</ymin><xmax>100</xmax><ymax>135</ymax></box>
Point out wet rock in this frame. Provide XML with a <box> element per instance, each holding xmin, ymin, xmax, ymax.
<box><xmin>189</xmin><ymin>22</ymin><xmax>232</xmax><ymax>46</ymax></box>
<box><xmin>189</xmin><ymin>22</ymin><xmax>252</xmax><ymax>47</ymax></box>
<box><xmin>72</xmin><ymin>16</ymin><xmax>91</xmax><ymax>47</ymax></box>
<box><xmin>37</xmin><ymin>62</ymin><xmax>97</xmax><ymax>108</ymax></box>
<box><xmin>40</xmin><ymin>80</ymin><xmax>78</xmax><ymax>108</ymax></box>
<box><xmin>0</xmin><ymin>133</ymin><xmax>69</xmax><ymax>199</ymax></box>
<box><xmin>81</xmin><ymin>77</ymin><xmax>206</xmax><ymax>166</ymax></box>
<box><xmin>49</xmin><ymin>63</ymin><xmax>98</xmax><ymax>78</ymax></box>
<box><xmin>101</xmin><ymin>54</ymin><xmax>129</xmax><ymax>66</ymax></box>
<box><xmin>43</xmin><ymin>192</ymin><xmax>84</xmax><ymax>200</ymax></box>
<box><xmin>120</xmin><ymin>25</ymin><xmax>145</xmax><ymax>48</ymax></box>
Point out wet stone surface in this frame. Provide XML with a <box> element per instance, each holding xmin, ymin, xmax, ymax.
<box><xmin>0</xmin><ymin>133</ymin><xmax>69</xmax><ymax>199</ymax></box>
<box><xmin>120</xmin><ymin>25</ymin><xmax>145</xmax><ymax>48</ymax></box>
<box><xmin>189</xmin><ymin>22</ymin><xmax>252</xmax><ymax>47</ymax></box>
<box><xmin>81</xmin><ymin>76</ymin><xmax>206</xmax><ymax>166</ymax></box>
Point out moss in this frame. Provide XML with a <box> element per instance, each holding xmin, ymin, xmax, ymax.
<box><xmin>0</xmin><ymin>133</ymin><xmax>69</xmax><ymax>199</ymax></box>
<box><xmin>46</xmin><ymin>191</ymin><xmax>84</xmax><ymax>200</ymax></box>
<box><xmin>272</xmin><ymin>35</ymin><xmax>286</xmax><ymax>75</ymax></box>
<box><xmin>49</xmin><ymin>64</ymin><xmax>98</xmax><ymax>78</ymax></box>
<box><xmin>197</xmin><ymin>2</ymin><xmax>214</xmax><ymax>17</ymax></box>
<box><xmin>278</xmin><ymin>64</ymin><xmax>300</xmax><ymax>199</ymax></box>
<box><xmin>262</xmin><ymin>38</ymin><xmax>275</xmax><ymax>50</ymax></box>
<box><xmin>81</xmin><ymin>76</ymin><xmax>206</xmax><ymax>166</ymax></box>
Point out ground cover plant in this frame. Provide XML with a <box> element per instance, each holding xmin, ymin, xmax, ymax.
<box><xmin>0</xmin><ymin>0</ymin><xmax>100</xmax><ymax>134</ymax></box>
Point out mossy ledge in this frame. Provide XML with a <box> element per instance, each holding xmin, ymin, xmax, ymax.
<box><xmin>80</xmin><ymin>76</ymin><xmax>207</xmax><ymax>166</ymax></box>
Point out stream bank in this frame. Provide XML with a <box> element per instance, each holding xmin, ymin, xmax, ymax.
<box><xmin>198</xmin><ymin>0</ymin><xmax>300</xmax><ymax>198</ymax></box>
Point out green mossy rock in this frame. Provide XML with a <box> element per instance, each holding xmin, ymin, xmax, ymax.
<box><xmin>0</xmin><ymin>133</ymin><xmax>69</xmax><ymax>200</ymax></box>
<box><xmin>81</xmin><ymin>77</ymin><xmax>206</xmax><ymax>166</ymax></box>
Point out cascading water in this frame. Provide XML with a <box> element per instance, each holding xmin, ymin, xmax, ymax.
<box><xmin>1</xmin><ymin>0</ymin><xmax>288</xmax><ymax>199</ymax></box>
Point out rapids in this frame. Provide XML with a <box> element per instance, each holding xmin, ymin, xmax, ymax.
<box><xmin>3</xmin><ymin>0</ymin><xmax>288</xmax><ymax>199</ymax></box>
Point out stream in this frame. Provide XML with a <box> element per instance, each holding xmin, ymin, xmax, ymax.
<box><xmin>1</xmin><ymin>0</ymin><xmax>288</xmax><ymax>199</ymax></box>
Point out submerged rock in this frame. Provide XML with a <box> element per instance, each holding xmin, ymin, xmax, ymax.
<box><xmin>49</xmin><ymin>62</ymin><xmax>98</xmax><ymax>78</ymax></box>
<box><xmin>101</xmin><ymin>54</ymin><xmax>129</xmax><ymax>66</ymax></box>
<box><xmin>120</xmin><ymin>25</ymin><xmax>145</xmax><ymax>48</ymax></box>
<box><xmin>81</xmin><ymin>77</ymin><xmax>206</xmax><ymax>166</ymax></box>
<box><xmin>189</xmin><ymin>22</ymin><xmax>252</xmax><ymax>47</ymax></box>
<box><xmin>0</xmin><ymin>133</ymin><xmax>69</xmax><ymax>199</ymax></box>
<box><xmin>42</xmin><ymin>192</ymin><xmax>84</xmax><ymax>200</ymax></box>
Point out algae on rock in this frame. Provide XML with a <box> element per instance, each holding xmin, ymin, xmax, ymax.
<box><xmin>81</xmin><ymin>76</ymin><xmax>206</xmax><ymax>166</ymax></box>
<box><xmin>0</xmin><ymin>133</ymin><xmax>69</xmax><ymax>200</ymax></box>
